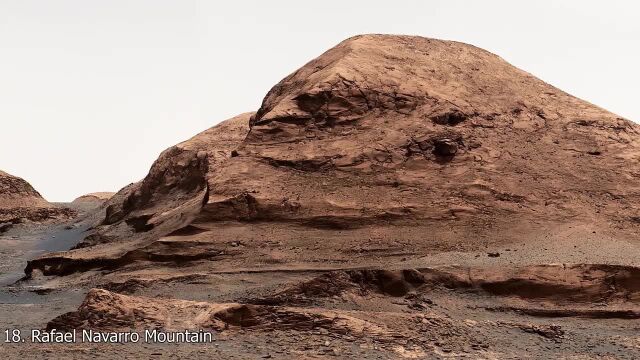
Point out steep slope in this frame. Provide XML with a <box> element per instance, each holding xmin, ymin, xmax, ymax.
<box><xmin>0</xmin><ymin>170</ymin><xmax>49</xmax><ymax>209</ymax></box>
<box><xmin>0</xmin><ymin>170</ymin><xmax>73</xmax><ymax>226</ymax></box>
<box><xmin>26</xmin><ymin>34</ymin><xmax>640</xmax><ymax>278</ymax></box>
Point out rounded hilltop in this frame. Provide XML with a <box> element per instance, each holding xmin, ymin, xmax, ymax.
<box><xmin>72</xmin><ymin>192</ymin><xmax>116</xmax><ymax>204</ymax></box>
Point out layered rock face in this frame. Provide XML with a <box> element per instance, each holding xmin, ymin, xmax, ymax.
<box><xmin>49</xmin><ymin>263</ymin><xmax>640</xmax><ymax>333</ymax></box>
<box><xmin>0</xmin><ymin>170</ymin><xmax>49</xmax><ymax>209</ymax></box>
<box><xmin>27</xmin><ymin>35</ymin><xmax>640</xmax><ymax>276</ymax></box>
<box><xmin>18</xmin><ymin>35</ymin><xmax>640</xmax><ymax>359</ymax></box>
<box><xmin>0</xmin><ymin>170</ymin><xmax>73</xmax><ymax>226</ymax></box>
<box><xmin>236</xmin><ymin>34</ymin><xmax>639</xmax><ymax>229</ymax></box>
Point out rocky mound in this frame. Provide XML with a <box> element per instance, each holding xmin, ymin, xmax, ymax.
<box><xmin>0</xmin><ymin>170</ymin><xmax>49</xmax><ymax>209</ymax></box>
<box><xmin>14</xmin><ymin>34</ymin><xmax>640</xmax><ymax>359</ymax></box>
<box><xmin>69</xmin><ymin>192</ymin><xmax>116</xmax><ymax>213</ymax></box>
<box><xmin>72</xmin><ymin>192</ymin><xmax>115</xmax><ymax>204</ymax></box>
<box><xmin>0</xmin><ymin>170</ymin><xmax>74</xmax><ymax>228</ymax></box>
<box><xmin>26</xmin><ymin>34</ymin><xmax>640</xmax><ymax>277</ymax></box>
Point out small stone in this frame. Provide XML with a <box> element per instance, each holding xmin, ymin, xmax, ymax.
<box><xmin>433</xmin><ymin>138</ymin><xmax>458</xmax><ymax>156</ymax></box>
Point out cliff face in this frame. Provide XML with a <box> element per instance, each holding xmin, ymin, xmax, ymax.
<box><xmin>27</xmin><ymin>35</ymin><xmax>640</xmax><ymax>276</ymax></box>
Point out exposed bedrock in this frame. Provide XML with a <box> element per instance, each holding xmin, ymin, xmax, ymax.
<box><xmin>251</xmin><ymin>264</ymin><xmax>640</xmax><ymax>307</ymax></box>
<box><xmin>104</xmin><ymin>146</ymin><xmax>209</xmax><ymax>227</ymax></box>
<box><xmin>0</xmin><ymin>170</ymin><xmax>75</xmax><ymax>223</ymax></box>
<box><xmin>24</xmin><ymin>34</ymin><xmax>640</xmax><ymax>280</ymax></box>
<box><xmin>48</xmin><ymin>264</ymin><xmax>640</xmax><ymax>336</ymax></box>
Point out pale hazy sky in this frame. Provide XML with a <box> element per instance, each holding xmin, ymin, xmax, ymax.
<box><xmin>1</xmin><ymin>1</ymin><xmax>638</xmax><ymax>201</ymax></box>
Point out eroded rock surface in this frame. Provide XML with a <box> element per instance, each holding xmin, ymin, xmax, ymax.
<box><xmin>72</xmin><ymin>192</ymin><xmax>115</xmax><ymax>205</ymax></box>
<box><xmin>0</xmin><ymin>170</ymin><xmax>74</xmax><ymax>227</ymax></box>
<box><xmin>26</xmin><ymin>35</ymin><xmax>640</xmax><ymax>278</ymax></box>
<box><xmin>15</xmin><ymin>34</ymin><xmax>640</xmax><ymax>358</ymax></box>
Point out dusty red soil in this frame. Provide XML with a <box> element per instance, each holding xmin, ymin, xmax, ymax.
<box><xmin>3</xmin><ymin>35</ymin><xmax>640</xmax><ymax>358</ymax></box>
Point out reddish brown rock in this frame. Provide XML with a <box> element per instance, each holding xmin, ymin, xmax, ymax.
<box><xmin>0</xmin><ymin>170</ymin><xmax>49</xmax><ymax>210</ymax></box>
<box><xmin>22</xmin><ymin>35</ymin><xmax>640</xmax><ymax>359</ymax></box>
<box><xmin>26</xmin><ymin>35</ymin><xmax>640</xmax><ymax>279</ymax></box>
<box><xmin>72</xmin><ymin>192</ymin><xmax>115</xmax><ymax>204</ymax></box>
<box><xmin>0</xmin><ymin>170</ymin><xmax>74</xmax><ymax>225</ymax></box>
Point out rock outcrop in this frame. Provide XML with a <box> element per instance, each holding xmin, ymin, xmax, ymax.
<box><xmin>0</xmin><ymin>170</ymin><xmax>49</xmax><ymax>208</ymax></box>
<box><xmin>68</xmin><ymin>192</ymin><xmax>117</xmax><ymax>214</ymax></box>
<box><xmin>72</xmin><ymin>192</ymin><xmax>115</xmax><ymax>204</ymax></box>
<box><xmin>48</xmin><ymin>288</ymin><xmax>400</xmax><ymax>339</ymax></box>
<box><xmin>0</xmin><ymin>170</ymin><xmax>73</xmax><ymax>228</ymax></box>
<box><xmin>26</xmin><ymin>34</ymin><xmax>640</xmax><ymax>277</ymax></box>
<box><xmin>12</xmin><ymin>34</ymin><xmax>640</xmax><ymax>360</ymax></box>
